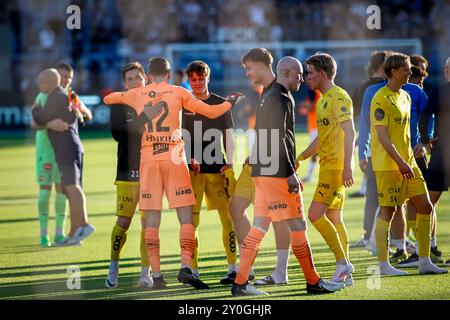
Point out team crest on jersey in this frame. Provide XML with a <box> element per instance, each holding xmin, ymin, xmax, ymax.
<box><xmin>322</xmin><ymin>118</ymin><xmax>330</xmax><ymax>126</ymax></box>
<box><xmin>375</xmin><ymin>108</ymin><xmax>385</xmax><ymax>121</ymax></box>
<box><xmin>341</xmin><ymin>106</ymin><xmax>347</xmax><ymax>112</ymax></box>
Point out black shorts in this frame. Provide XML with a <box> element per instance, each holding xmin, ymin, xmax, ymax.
<box><xmin>56</xmin><ymin>151</ymin><xmax>84</xmax><ymax>188</ymax></box>
<box><xmin>423</xmin><ymin>145</ymin><xmax>448</xmax><ymax>192</ymax></box>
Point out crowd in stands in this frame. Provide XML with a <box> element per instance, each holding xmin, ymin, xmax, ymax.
<box><xmin>0</xmin><ymin>0</ymin><xmax>448</xmax><ymax>100</ymax></box>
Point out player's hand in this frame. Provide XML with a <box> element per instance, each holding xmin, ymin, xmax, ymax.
<box><xmin>342</xmin><ymin>167</ymin><xmax>354</xmax><ymax>188</ymax></box>
<box><xmin>398</xmin><ymin>161</ymin><xmax>414</xmax><ymax>179</ymax></box>
<box><xmin>30</xmin><ymin>120</ymin><xmax>39</xmax><ymax>130</ymax></box>
<box><xmin>359</xmin><ymin>158</ymin><xmax>368</xmax><ymax>174</ymax></box>
<box><xmin>143</xmin><ymin>101</ymin><xmax>164</xmax><ymax>120</ymax></box>
<box><xmin>413</xmin><ymin>143</ymin><xmax>426</xmax><ymax>159</ymax></box>
<box><xmin>189</xmin><ymin>158</ymin><xmax>200</xmax><ymax>175</ymax></box>
<box><xmin>47</xmin><ymin>119</ymin><xmax>69</xmax><ymax>132</ymax></box>
<box><xmin>288</xmin><ymin>173</ymin><xmax>302</xmax><ymax>194</ymax></box>
<box><xmin>295</xmin><ymin>159</ymin><xmax>300</xmax><ymax>171</ymax></box>
<box><xmin>226</xmin><ymin>92</ymin><xmax>245</xmax><ymax>107</ymax></box>
<box><xmin>219</xmin><ymin>164</ymin><xmax>233</xmax><ymax>175</ymax></box>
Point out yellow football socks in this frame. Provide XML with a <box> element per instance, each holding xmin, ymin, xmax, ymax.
<box><xmin>312</xmin><ymin>216</ymin><xmax>346</xmax><ymax>261</ymax></box>
<box><xmin>416</xmin><ymin>214</ymin><xmax>431</xmax><ymax>257</ymax></box>
<box><xmin>375</xmin><ymin>218</ymin><xmax>390</xmax><ymax>262</ymax></box>
<box><xmin>110</xmin><ymin>223</ymin><xmax>128</xmax><ymax>261</ymax></box>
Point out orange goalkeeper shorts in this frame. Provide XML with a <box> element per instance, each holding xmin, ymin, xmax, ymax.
<box><xmin>139</xmin><ymin>159</ymin><xmax>196</xmax><ymax>211</ymax></box>
<box><xmin>252</xmin><ymin>176</ymin><xmax>304</xmax><ymax>222</ymax></box>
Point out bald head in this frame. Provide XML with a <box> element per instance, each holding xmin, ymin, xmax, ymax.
<box><xmin>276</xmin><ymin>56</ymin><xmax>303</xmax><ymax>92</ymax></box>
<box><xmin>38</xmin><ymin>69</ymin><xmax>61</xmax><ymax>94</ymax></box>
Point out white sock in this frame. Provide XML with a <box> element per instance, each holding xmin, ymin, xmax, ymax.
<box><xmin>152</xmin><ymin>272</ymin><xmax>161</xmax><ymax>278</ymax></box>
<box><xmin>379</xmin><ymin>261</ymin><xmax>407</xmax><ymax>275</ymax></box>
<box><xmin>271</xmin><ymin>250</ymin><xmax>289</xmax><ymax>281</ymax></box>
<box><xmin>419</xmin><ymin>256</ymin><xmax>432</xmax><ymax>265</ymax></box>
<box><xmin>110</xmin><ymin>260</ymin><xmax>119</xmax><ymax>271</ymax></box>
<box><xmin>228</xmin><ymin>264</ymin><xmax>238</xmax><ymax>273</ymax></box>
<box><xmin>141</xmin><ymin>266</ymin><xmax>149</xmax><ymax>278</ymax></box>
<box><xmin>430</xmin><ymin>236</ymin><xmax>437</xmax><ymax>248</ymax></box>
<box><xmin>392</xmin><ymin>238</ymin><xmax>406</xmax><ymax>251</ymax></box>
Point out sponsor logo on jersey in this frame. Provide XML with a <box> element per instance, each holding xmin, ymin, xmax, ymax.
<box><xmin>268</xmin><ymin>201</ymin><xmax>288</xmax><ymax>211</ymax></box>
<box><xmin>387</xmin><ymin>187</ymin><xmax>400</xmax><ymax>194</ymax></box>
<box><xmin>333</xmin><ymin>191</ymin><xmax>343</xmax><ymax>200</ymax></box>
<box><xmin>176</xmin><ymin>186</ymin><xmax>193</xmax><ymax>196</ymax></box>
<box><xmin>319</xmin><ymin>182</ymin><xmax>330</xmax><ymax>189</ymax></box>
<box><xmin>122</xmin><ymin>196</ymin><xmax>134</xmax><ymax>202</ymax></box>
<box><xmin>153</xmin><ymin>143</ymin><xmax>169</xmax><ymax>155</ymax></box>
<box><xmin>394</xmin><ymin>116</ymin><xmax>408</xmax><ymax>124</ymax></box>
<box><xmin>145</xmin><ymin>134</ymin><xmax>174</xmax><ymax>143</ymax></box>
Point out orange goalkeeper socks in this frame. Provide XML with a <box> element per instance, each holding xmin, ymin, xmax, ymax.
<box><xmin>144</xmin><ymin>227</ymin><xmax>161</xmax><ymax>273</ymax></box>
<box><xmin>235</xmin><ymin>227</ymin><xmax>265</xmax><ymax>285</ymax></box>
<box><xmin>290</xmin><ymin>231</ymin><xmax>320</xmax><ymax>285</ymax></box>
<box><xmin>180</xmin><ymin>224</ymin><xmax>195</xmax><ymax>268</ymax></box>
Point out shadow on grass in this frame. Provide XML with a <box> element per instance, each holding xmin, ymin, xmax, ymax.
<box><xmin>0</xmin><ymin>244</ymin><xmax>410</xmax><ymax>300</ymax></box>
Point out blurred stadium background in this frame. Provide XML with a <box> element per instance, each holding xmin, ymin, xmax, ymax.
<box><xmin>0</xmin><ymin>0</ymin><xmax>449</xmax><ymax>132</ymax></box>
<box><xmin>1</xmin><ymin>0</ymin><xmax>450</xmax><ymax>301</ymax></box>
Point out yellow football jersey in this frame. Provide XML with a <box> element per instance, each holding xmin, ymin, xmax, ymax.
<box><xmin>317</xmin><ymin>85</ymin><xmax>353</xmax><ymax>170</ymax></box>
<box><xmin>370</xmin><ymin>85</ymin><xmax>416</xmax><ymax>171</ymax></box>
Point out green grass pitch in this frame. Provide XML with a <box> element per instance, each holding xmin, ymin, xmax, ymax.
<box><xmin>0</xmin><ymin>132</ymin><xmax>449</xmax><ymax>300</ymax></box>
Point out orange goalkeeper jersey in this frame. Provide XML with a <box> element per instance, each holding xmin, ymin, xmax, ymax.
<box><xmin>104</xmin><ymin>81</ymin><xmax>231</xmax><ymax>162</ymax></box>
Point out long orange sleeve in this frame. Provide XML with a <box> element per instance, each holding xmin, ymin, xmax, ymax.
<box><xmin>103</xmin><ymin>89</ymin><xmax>140</xmax><ymax>108</ymax></box>
<box><xmin>183</xmin><ymin>92</ymin><xmax>232</xmax><ymax>119</ymax></box>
